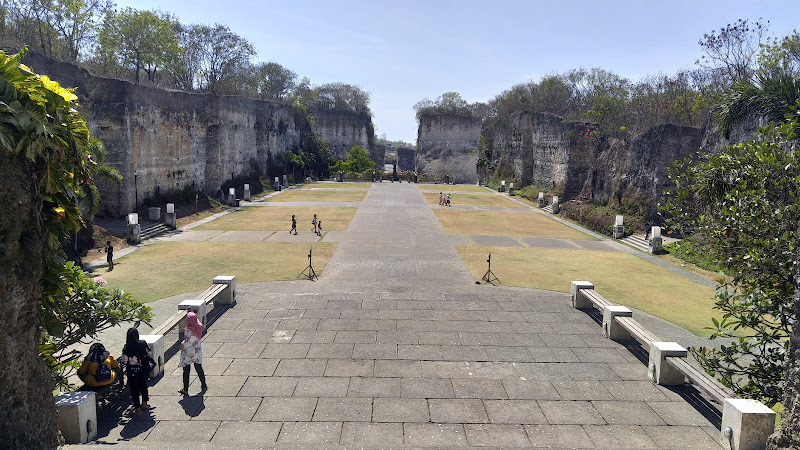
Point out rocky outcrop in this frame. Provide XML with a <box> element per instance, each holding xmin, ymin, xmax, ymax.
<box><xmin>22</xmin><ymin>53</ymin><xmax>374</xmax><ymax>216</ymax></box>
<box><xmin>312</xmin><ymin>109</ymin><xmax>375</xmax><ymax>160</ymax></box>
<box><xmin>397</xmin><ymin>148</ymin><xmax>415</xmax><ymax>171</ymax></box>
<box><xmin>483</xmin><ymin>111</ymin><xmax>703</xmax><ymax>215</ymax></box>
<box><xmin>417</xmin><ymin>114</ymin><xmax>482</xmax><ymax>183</ymax></box>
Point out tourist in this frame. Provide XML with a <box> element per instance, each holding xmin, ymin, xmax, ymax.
<box><xmin>104</xmin><ymin>240</ymin><xmax>114</xmax><ymax>271</ymax></box>
<box><xmin>291</xmin><ymin>215</ymin><xmax>298</xmax><ymax>235</ymax></box>
<box><xmin>77</xmin><ymin>343</ymin><xmax>119</xmax><ymax>387</ymax></box>
<box><xmin>120</xmin><ymin>328</ymin><xmax>150</xmax><ymax>416</ymax></box>
<box><xmin>644</xmin><ymin>221</ymin><xmax>652</xmax><ymax>240</ymax></box>
<box><xmin>317</xmin><ymin>219</ymin><xmax>322</xmax><ymax>236</ymax></box>
<box><xmin>178</xmin><ymin>311</ymin><xmax>207</xmax><ymax>395</ymax></box>
<box><xmin>439</xmin><ymin>192</ymin><xmax>444</xmax><ymax>205</ymax></box>
<box><xmin>446</xmin><ymin>194</ymin><xmax>451</xmax><ymax>207</ymax></box>
<box><xmin>312</xmin><ymin>214</ymin><xmax>318</xmax><ymax>234</ymax></box>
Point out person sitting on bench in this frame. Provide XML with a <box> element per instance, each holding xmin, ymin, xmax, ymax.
<box><xmin>77</xmin><ymin>343</ymin><xmax>119</xmax><ymax>387</ymax></box>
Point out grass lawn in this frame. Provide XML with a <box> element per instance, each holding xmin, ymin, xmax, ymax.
<box><xmin>422</xmin><ymin>192</ymin><xmax>521</xmax><ymax>208</ymax></box>
<box><xmin>417</xmin><ymin>184</ymin><xmax>490</xmax><ymax>193</ymax></box>
<box><xmin>95</xmin><ymin>241</ymin><xmax>337</xmax><ymax>303</ymax></box>
<box><xmin>435</xmin><ymin>209</ymin><xmax>595</xmax><ymax>240</ymax></box>
<box><xmin>457</xmin><ymin>245</ymin><xmax>718</xmax><ymax>336</ymax></box>
<box><xmin>194</xmin><ymin>206</ymin><xmax>357</xmax><ymax>231</ymax></box>
<box><xmin>303</xmin><ymin>182</ymin><xmax>372</xmax><ymax>189</ymax></box>
<box><xmin>266</xmin><ymin>189</ymin><xmax>367</xmax><ymax>202</ymax></box>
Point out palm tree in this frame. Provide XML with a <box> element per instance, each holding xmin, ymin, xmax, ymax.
<box><xmin>714</xmin><ymin>70</ymin><xmax>800</xmax><ymax>139</ymax></box>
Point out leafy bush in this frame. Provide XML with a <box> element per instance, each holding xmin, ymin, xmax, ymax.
<box><xmin>663</xmin><ymin>237</ymin><xmax>726</xmax><ymax>273</ymax></box>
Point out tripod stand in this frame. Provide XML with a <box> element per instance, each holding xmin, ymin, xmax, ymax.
<box><xmin>481</xmin><ymin>253</ymin><xmax>500</xmax><ymax>284</ymax></box>
<box><xmin>301</xmin><ymin>247</ymin><xmax>318</xmax><ymax>281</ymax></box>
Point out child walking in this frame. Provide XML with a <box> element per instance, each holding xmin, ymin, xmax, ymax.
<box><xmin>291</xmin><ymin>215</ymin><xmax>298</xmax><ymax>235</ymax></box>
<box><xmin>316</xmin><ymin>219</ymin><xmax>322</xmax><ymax>236</ymax></box>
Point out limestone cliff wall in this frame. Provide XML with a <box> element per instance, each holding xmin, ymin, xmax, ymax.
<box><xmin>312</xmin><ymin>109</ymin><xmax>374</xmax><ymax>160</ymax></box>
<box><xmin>22</xmin><ymin>53</ymin><xmax>374</xmax><ymax>216</ymax></box>
<box><xmin>417</xmin><ymin>114</ymin><xmax>482</xmax><ymax>183</ymax></box>
<box><xmin>483</xmin><ymin>111</ymin><xmax>702</xmax><ymax>214</ymax></box>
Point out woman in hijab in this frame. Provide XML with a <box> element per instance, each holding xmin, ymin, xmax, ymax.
<box><xmin>77</xmin><ymin>343</ymin><xmax>119</xmax><ymax>387</ymax></box>
<box><xmin>120</xmin><ymin>328</ymin><xmax>150</xmax><ymax>415</ymax></box>
<box><xmin>178</xmin><ymin>311</ymin><xmax>207</xmax><ymax>395</ymax></box>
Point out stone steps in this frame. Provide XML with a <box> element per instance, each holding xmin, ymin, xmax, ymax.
<box><xmin>619</xmin><ymin>234</ymin><xmax>651</xmax><ymax>253</ymax></box>
<box><xmin>140</xmin><ymin>222</ymin><xmax>175</xmax><ymax>241</ymax></box>
<box><xmin>541</xmin><ymin>205</ymin><xmax>553</xmax><ymax>214</ymax></box>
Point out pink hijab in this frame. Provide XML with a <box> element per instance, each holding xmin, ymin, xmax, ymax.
<box><xmin>185</xmin><ymin>312</ymin><xmax>203</xmax><ymax>340</ymax></box>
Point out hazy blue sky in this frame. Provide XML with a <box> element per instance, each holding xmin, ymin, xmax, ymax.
<box><xmin>124</xmin><ymin>0</ymin><xmax>798</xmax><ymax>143</ymax></box>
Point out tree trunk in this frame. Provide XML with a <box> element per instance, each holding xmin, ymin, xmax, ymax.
<box><xmin>766</xmin><ymin>223</ymin><xmax>800</xmax><ymax>449</ymax></box>
<box><xmin>0</xmin><ymin>150</ymin><xmax>61</xmax><ymax>448</ymax></box>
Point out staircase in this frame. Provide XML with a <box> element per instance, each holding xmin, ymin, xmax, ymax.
<box><xmin>140</xmin><ymin>222</ymin><xmax>176</xmax><ymax>241</ymax></box>
<box><xmin>619</xmin><ymin>234</ymin><xmax>651</xmax><ymax>253</ymax></box>
<box><xmin>542</xmin><ymin>204</ymin><xmax>553</xmax><ymax>214</ymax></box>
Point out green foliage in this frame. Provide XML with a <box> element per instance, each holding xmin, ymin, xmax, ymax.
<box><xmin>663</xmin><ymin>120</ymin><xmax>799</xmax><ymax>406</ymax></box>
<box><xmin>0</xmin><ymin>48</ymin><xmax>150</xmax><ymax>388</ymax></box>
<box><xmin>40</xmin><ymin>263</ymin><xmax>152</xmax><ymax>390</ymax></box>
<box><xmin>414</xmin><ymin>91</ymin><xmax>482</xmax><ymax>121</ymax></box>
<box><xmin>663</xmin><ymin>237</ymin><xmax>726</xmax><ymax>273</ymax></box>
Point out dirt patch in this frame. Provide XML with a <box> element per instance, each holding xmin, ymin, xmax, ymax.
<box><xmin>78</xmin><ymin>224</ymin><xmax>128</xmax><ymax>264</ymax></box>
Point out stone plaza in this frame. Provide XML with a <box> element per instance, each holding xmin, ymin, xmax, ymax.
<box><xmin>67</xmin><ymin>183</ymin><xmax>728</xmax><ymax>449</ymax></box>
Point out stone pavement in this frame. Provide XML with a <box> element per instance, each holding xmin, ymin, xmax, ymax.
<box><xmin>69</xmin><ymin>183</ymin><xmax>725</xmax><ymax>449</ymax></box>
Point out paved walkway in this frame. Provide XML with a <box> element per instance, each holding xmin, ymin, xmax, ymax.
<box><xmin>69</xmin><ymin>183</ymin><xmax>725</xmax><ymax>449</ymax></box>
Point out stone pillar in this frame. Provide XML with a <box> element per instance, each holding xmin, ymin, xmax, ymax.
<box><xmin>552</xmin><ymin>196</ymin><xmax>560</xmax><ymax>214</ymax></box>
<box><xmin>603</xmin><ymin>305</ymin><xmax>632</xmax><ymax>340</ymax></box>
<box><xmin>508</xmin><ymin>183</ymin><xmax>515</xmax><ymax>196</ymax></box>
<box><xmin>243</xmin><ymin>184</ymin><xmax>250</xmax><ymax>201</ymax></box>
<box><xmin>274</xmin><ymin>177</ymin><xmax>280</xmax><ymax>191</ymax></box>
<box><xmin>139</xmin><ymin>334</ymin><xmax>165</xmax><ymax>379</ymax></box>
<box><xmin>165</xmin><ymin>203</ymin><xmax>176</xmax><ymax>228</ymax></box>
<box><xmin>538</xmin><ymin>192</ymin><xmax>544</xmax><ymax>208</ymax></box>
<box><xmin>613</xmin><ymin>215</ymin><xmax>624</xmax><ymax>238</ymax></box>
<box><xmin>227</xmin><ymin>187</ymin><xmax>235</xmax><ymax>206</ymax></box>
<box><xmin>127</xmin><ymin>213</ymin><xmax>141</xmax><ymax>245</ymax></box>
<box><xmin>499</xmin><ymin>180</ymin><xmax>506</xmax><ymax>192</ymax></box>
<box><xmin>282</xmin><ymin>174</ymin><xmax>288</xmax><ymax>187</ymax></box>
<box><xmin>648</xmin><ymin>342</ymin><xmax>687</xmax><ymax>385</ymax></box>
<box><xmin>55</xmin><ymin>391</ymin><xmax>97</xmax><ymax>444</ymax></box>
<box><xmin>570</xmin><ymin>281</ymin><xmax>594</xmax><ymax>309</ymax></box>
<box><xmin>649</xmin><ymin>226</ymin><xmax>662</xmax><ymax>254</ymax></box>
<box><xmin>213</xmin><ymin>275</ymin><xmax>237</xmax><ymax>305</ymax></box>
<box><xmin>721</xmin><ymin>398</ymin><xmax>775</xmax><ymax>450</ymax></box>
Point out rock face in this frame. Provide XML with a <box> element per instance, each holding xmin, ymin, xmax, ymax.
<box><xmin>0</xmin><ymin>150</ymin><xmax>61</xmax><ymax>448</ymax></box>
<box><xmin>312</xmin><ymin>109</ymin><xmax>375</xmax><ymax>160</ymax></box>
<box><xmin>22</xmin><ymin>53</ymin><xmax>373</xmax><ymax>216</ymax></box>
<box><xmin>482</xmin><ymin>111</ymin><xmax>703</xmax><ymax>215</ymax></box>
<box><xmin>397</xmin><ymin>147</ymin><xmax>415</xmax><ymax>171</ymax></box>
<box><xmin>417</xmin><ymin>114</ymin><xmax>482</xmax><ymax>183</ymax></box>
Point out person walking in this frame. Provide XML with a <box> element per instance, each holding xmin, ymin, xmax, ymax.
<box><xmin>312</xmin><ymin>214</ymin><xmax>318</xmax><ymax>234</ymax></box>
<box><xmin>644</xmin><ymin>220</ymin><xmax>652</xmax><ymax>241</ymax></box>
<box><xmin>178</xmin><ymin>311</ymin><xmax>207</xmax><ymax>395</ymax></box>
<box><xmin>120</xmin><ymin>328</ymin><xmax>150</xmax><ymax>416</ymax></box>
<box><xmin>439</xmin><ymin>192</ymin><xmax>444</xmax><ymax>206</ymax></box>
<box><xmin>316</xmin><ymin>219</ymin><xmax>322</xmax><ymax>236</ymax></box>
<box><xmin>446</xmin><ymin>194</ymin><xmax>451</xmax><ymax>207</ymax></box>
<box><xmin>291</xmin><ymin>215</ymin><xmax>298</xmax><ymax>235</ymax></box>
<box><xmin>104</xmin><ymin>240</ymin><xmax>114</xmax><ymax>271</ymax></box>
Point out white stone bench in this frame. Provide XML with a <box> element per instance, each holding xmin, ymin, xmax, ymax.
<box><xmin>55</xmin><ymin>391</ymin><xmax>97</xmax><ymax>444</ymax></box>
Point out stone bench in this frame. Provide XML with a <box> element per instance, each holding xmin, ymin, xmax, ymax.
<box><xmin>55</xmin><ymin>391</ymin><xmax>97</xmax><ymax>444</ymax></box>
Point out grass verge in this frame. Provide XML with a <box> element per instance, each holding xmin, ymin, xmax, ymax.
<box><xmin>266</xmin><ymin>189</ymin><xmax>367</xmax><ymax>202</ymax></box>
<box><xmin>304</xmin><ymin>182</ymin><xmax>372</xmax><ymax>189</ymax></box>
<box><xmin>194</xmin><ymin>206</ymin><xmax>357</xmax><ymax>231</ymax></box>
<box><xmin>417</xmin><ymin>184</ymin><xmax>490</xmax><ymax>193</ymax></box>
<box><xmin>435</xmin><ymin>209</ymin><xmax>595</xmax><ymax>240</ymax></box>
<box><xmin>422</xmin><ymin>192</ymin><xmax>522</xmax><ymax>207</ymax></box>
<box><xmin>457</xmin><ymin>245</ymin><xmax>719</xmax><ymax>336</ymax></box>
<box><xmin>94</xmin><ymin>241</ymin><xmax>337</xmax><ymax>303</ymax></box>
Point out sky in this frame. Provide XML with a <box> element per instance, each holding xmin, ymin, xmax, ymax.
<box><xmin>123</xmin><ymin>0</ymin><xmax>799</xmax><ymax>143</ymax></box>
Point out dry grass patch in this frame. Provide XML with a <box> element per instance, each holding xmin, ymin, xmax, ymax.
<box><xmin>435</xmin><ymin>209</ymin><xmax>594</xmax><ymax>240</ymax></box>
<box><xmin>457</xmin><ymin>245</ymin><xmax>718</xmax><ymax>335</ymax></box>
<box><xmin>193</xmin><ymin>206</ymin><xmax>356</xmax><ymax>231</ymax></box>
<box><xmin>94</xmin><ymin>241</ymin><xmax>336</xmax><ymax>303</ymax></box>
<box><xmin>266</xmin><ymin>189</ymin><xmax>367</xmax><ymax>202</ymax></box>
<box><xmin>304</xmin><ymin>182</ymin><xmax>371</xmax><ymax>189</ymax></box>
<box><xmin>422</xmin><ymin>192</ymin><xmax>520</xmax><ymax>207</ymax></box>
<box><xmin>418</xmin><ymin>184</ymin><xmax>489</xmax><ymax>193</ymax></box>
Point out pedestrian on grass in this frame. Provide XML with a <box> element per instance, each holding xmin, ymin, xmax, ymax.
<box><xmin>312</xmin><ymin>214</ymin><xmax>318</xmax><ymax>234</ymax></box>
<box><xmin>291</xmin><ymin>215</ymin><xmax>298</xmax><ymax>235</ymax></box>
<box><xmin>104</xmin><ymin>240</ymin><xmax>114</xmax><ymax>271</ymax></box>
<box><xmin>178</xmin><ymin>311</ymin><xmax>207</xmax><ymax>395</ymax></box>
<box><xmin>120</xmin><ymin>328</ymin><xmax>150</xmax><ymax>416</ymax></box>
<box><xmin>439</xmin><ymin>192</ymin><xmax>444</xmax><ymax>205</ymax></box>
<box><xmin>317</xmin><ymin>219</ymin><xmax>322</xmax><ymax>236</ymax></box>
<box><xmin>446</xmin><ymin>194</ymin><xmax>451</xmax><ymax>207</ymax></box>
<box><xmin>644</xmin><ymin>221</ymin><xmax>652</xmax><ymax>241</ymax></box>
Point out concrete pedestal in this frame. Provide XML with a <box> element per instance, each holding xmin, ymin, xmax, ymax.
<box><xmin>148</xmin><ymin>207</ymin><xmax>161</xmax><ymax>222</ymax></box>
<box><xmin>721</xmin><ymin>398</ymin><xmax>775</xmax><ymax>450</ymax></box>
<box><xmin>165</xmin><ymin>212</ymin><xmax>176</xmax><ymax>228</ymax></box>
<box><xmin>570</xmin><ymin>281</ymin><xmax>594</xmax><ymax>309</ymax></box>
<box><xmin>127</xmin><ymin>224</ymin><xmax>141</xmax><ymax>245</ymax></box>
<box><xmin>213</xmin><ymin>275</ymin><xmax>237</xmax><ymax>305</ymax></box>
<box><xmin>603</xmin><ymin>305</ymin><xmax>632</xmax><ymax>340</ymax></box>
<box><xmin>55</xmin><ymin>391</ymin><xmax>97</xmax><ymax>444</ymax></box>
<box><xmin>537</xmin><ymin>192</ymin><xmax>544</xmax><ymax>208</ymax></box>
<box><xmin>140</xmin><ymin>334</ymin><xmax>165</xmax><ymax>379</ymax></box>
<box><xmin>552</xmin><ymin>196</ymin><xmax>560</xmax><ymax>214</ymax></box>
<box><xmin>648</xmin><ymin>342</ymin><xmax>687</xmax><ymax>385</ymax></box>
<box><xmin>178</xmin><ymin>300</ymin><xmax>207</xmax><ymax>329</ymax></box>
<box><xmin>649</xmin><ymin>226</ymin><xmax>663</xmax><ymax>254</ymax></box>
<box><xmin>613</xmin><ymin>215</ymin><xmax>624</xmax><ymax>238</ymax></box>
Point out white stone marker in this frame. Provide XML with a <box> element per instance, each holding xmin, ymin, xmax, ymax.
<box><xmin>570</xmin><ymin>280</ymin><xmax>594</xmax><ymax>309</ymax></box>
<box><xmin>55</xmin><ymin>391</ymin><xmax>97</xmax><ymax>444</ymax></box>
<box><xmin>648</xmin><ymin>341</ymin><xmax>687</xmax><ymax>385</ymax></box>
<box><xmin>227</xmin><ymin>187</ymin><xmax>236</xmax><ymax>206</ymax></box>
<box><xmin>649</xmin><ymin>226</ymin><xmax>662</xmax><ymax>253</ymax></box>
<box><xmin>165</xmin><ymin>203</ymin><xmax>176</xmax><ymax>227</ymax></box>
<box><xmin>127</xmin><ymin>213</ymin><xmax>141</xmax><ymax>245</ymax></box>
<box><xmin>213</xmin><ymin>275</ymin><xmax>237</xmax><ymax>305</ymax></box>
<box><xmin>243</xmin><ymin>183</ymin><xmax>251</xmax><ymax>201</ymax></box>
<box><xmin>721</xmin><ymin>398</ymin><xmax>775</xmax><ymax>450</ymax></box>
<box><xmin>552</xmin><ymin>196</ymin><xmax>560</xmax><ymax>214</ymax></box>
<box><xmin>613</xmin><ymin>215</ymin><xmax>624</xmax><ymax>238</ymax></box>
<box><xmin>538</xmin><ymin>192</ymin><xmax>544</xmax><ymax>208</ymax></box>
<box><xmin>603</xmin><ymin>305</ymin><xmax>632</xmax><ymax>340</ymax></box>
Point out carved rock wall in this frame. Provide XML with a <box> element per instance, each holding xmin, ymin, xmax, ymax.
<box><xmin>417</xmin><ymin>114</ymin><xmax>482</xmax><ymax>183</ymax></box>
<box><xmin>312</xmin><ymin>109</ymin><xmax>375</xmax><ymax>161</ymax></box>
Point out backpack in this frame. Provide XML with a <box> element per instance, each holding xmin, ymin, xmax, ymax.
<box><xmin>94</xmin><ymin>361</ymin><xmax>112</xmax><ymax>382</ymax></box>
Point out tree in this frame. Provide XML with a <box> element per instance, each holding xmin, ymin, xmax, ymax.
<box><xmin>697</xmin><ymin>18</ymin><xmax>770</xmax><ymax>85</ymax></box>
<box><xmin>715</xmin><ymin>70</ymin><xmax>800</xmax><ymax>139</ymax></box>
<box><xmin>189</xmin><ymin>23</ymin><xmax>254</xmax><ymax>94</ymax></box>
<box><xmin>0</xmin><ymin>48</ymin><xmax>151</xmax><ymax>446</ymax></box>
<box><xmin>50</xmin><ymin>0</ymin><xmax>111</xmax><ymax>61</ymax></box>
<box><xmin>96</xmin><ymin>7</ymin><xmax>179</xmax><ymax>84</ymax></box>
<box><xmin>342</xmin><ymin>145</ymin><xmax>374</xmax><ymax>173</ymax></box>
<box><xmin>256</xmin><ymin>61</ymin><xmax>297</xmax><ymax>100</ymax></box>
